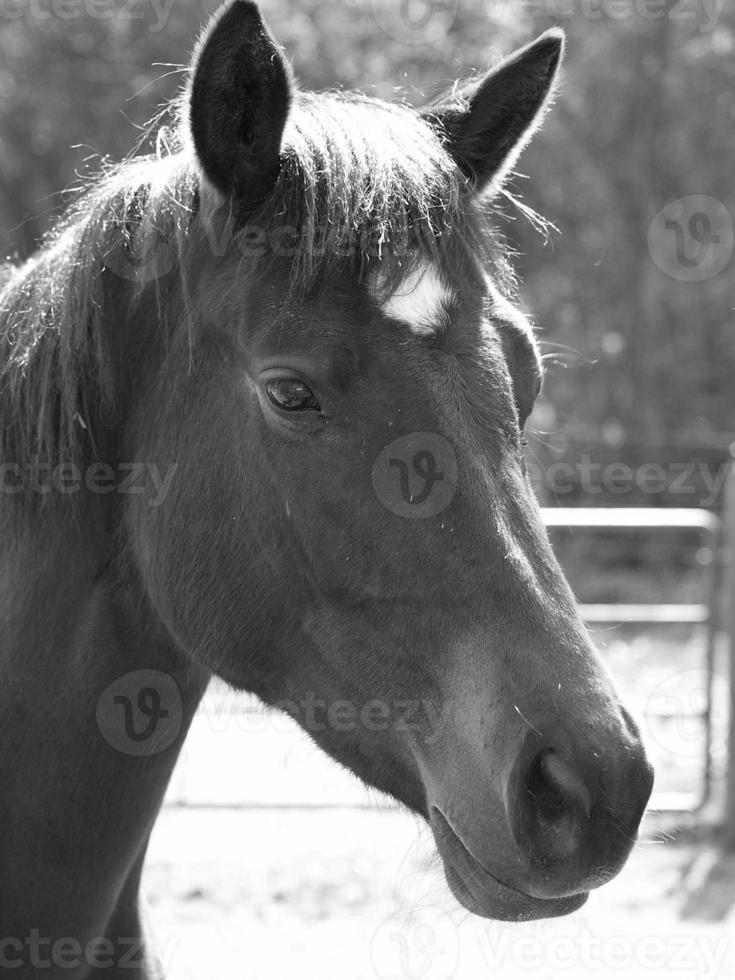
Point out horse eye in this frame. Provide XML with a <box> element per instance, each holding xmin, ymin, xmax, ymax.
<box><xmin>265</xmin><ymin>378</ymin><xmax>321</xmax><ymax>413</ymax></box>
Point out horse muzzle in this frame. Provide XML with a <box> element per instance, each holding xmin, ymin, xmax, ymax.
<box><xmin>424</xmin><ymin>705</ymin><xmax>654</xmax><ymax>920</ymax></box>
<box><xmin>429</xmin><ymin>805</ymin><xmax>589</xmax><ymax>921</ymax></box>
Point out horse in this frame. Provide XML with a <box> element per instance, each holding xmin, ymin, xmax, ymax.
<box><xmin>0</xmin><ymin>2</ymin><xmax>653</xmax><ymax>976</ymax></box>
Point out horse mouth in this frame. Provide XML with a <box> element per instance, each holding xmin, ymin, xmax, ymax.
<box><xmin>429</xmin><ymin>806</ymin><xmax>588</xmax><ymax>921</ymax></box>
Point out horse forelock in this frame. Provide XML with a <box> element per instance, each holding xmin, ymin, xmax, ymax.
<box><xmin>244</xmin><ymin>92</ymin><xmax>507</xmax><ymax>295</ymax></box>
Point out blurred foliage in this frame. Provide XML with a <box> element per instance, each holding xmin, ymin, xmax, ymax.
<box><xmin>1</xmin><ymin>0</ymin><xmax>733</xmax><ymax>479</ymax></box>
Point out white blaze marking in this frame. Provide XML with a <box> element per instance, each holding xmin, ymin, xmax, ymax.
<box><xmin>378</xmin><ymin>261</ymin><xmax>454</xmax><ymax>336</ymax></box>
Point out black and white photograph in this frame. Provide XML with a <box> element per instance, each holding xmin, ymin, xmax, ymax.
<box><xmin>0</xmin><ymin>0</ymin><xmax>733</xmax><ymax>977</ymax></box>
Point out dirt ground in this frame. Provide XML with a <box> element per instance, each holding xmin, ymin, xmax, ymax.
<box><xmin>143</xmin><ymin>807</ymin><xmax>735</xmax><ymax>980</ymax></box>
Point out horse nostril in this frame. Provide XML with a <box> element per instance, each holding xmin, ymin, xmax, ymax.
<box><xmin>536</xmin><ymin>751</ymin><xmax>592</xmax><ymax>819</ymax></box>
<box><xmin>518</xmin><ymin>749</ymin><xmax>591</xmax><ymax>865</ymax></box>
<box><xmin>506</xmin><ymin>728</ymin><xmax>653</xmax><ymax>897</ymax></box>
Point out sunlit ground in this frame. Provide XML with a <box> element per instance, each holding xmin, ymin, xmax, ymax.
<box><xmin>145</xmin><ymin>808</ymin><xmax>735</xmax><ymax>980</ymax></box>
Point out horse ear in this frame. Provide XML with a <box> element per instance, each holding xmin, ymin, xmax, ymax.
<box><xmin>188</xmin><ymin>0</ymin><xmax>293</xmax><ymax>206</ymax></box>
<box><xmin>426</xmin><ymin>29</ymin><xmax>564</xmax><ymax>194</ymax></box>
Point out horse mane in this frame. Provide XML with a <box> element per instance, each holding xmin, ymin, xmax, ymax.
<box><xmin>0</xmin><ymin>150</ymin><xmax>198</xmax><ymax>470</ymax></box>
<box><xmin>0</xmin><ymin>90</ymin><xmax>511</xmax><ymax>470</ymax></box>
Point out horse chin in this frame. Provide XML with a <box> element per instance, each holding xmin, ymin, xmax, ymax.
<box><xmin>429</xmin><ymin>807</ymin><xmax>588</xmax><ymax>922</ymax></box>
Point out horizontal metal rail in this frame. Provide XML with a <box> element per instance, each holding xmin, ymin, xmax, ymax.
<box><xmin>580</xmin><ymin>603</ymin><xmax>710</xmax><ymax>623</ymax></box>
<box><xmin>541</xmin><ymin>507</ymin><xmax>720</xmax><ymax>532</ymax></box>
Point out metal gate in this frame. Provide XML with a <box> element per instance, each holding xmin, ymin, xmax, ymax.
<box><xmin>542</xmin><ymin>507</ymin><xmax>723</xmax><ymax>812</ymax></box>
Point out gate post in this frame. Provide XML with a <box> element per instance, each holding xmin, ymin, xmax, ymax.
<box><xmin>724</xmin><ymin>462</ymin><xmax>735</xmax><ymax>849</ymax></box>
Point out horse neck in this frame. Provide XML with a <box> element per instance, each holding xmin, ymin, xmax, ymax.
<box><xmin>0</xmin><ymin>497</ymin><xmax>209</xmax><ymax>972</ymax></box>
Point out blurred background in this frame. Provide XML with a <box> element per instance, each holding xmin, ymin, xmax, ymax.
<box><xmin>2</xmin><ymin>0</ymin><xmax>734</xmax><ymax>976</ymax></box>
